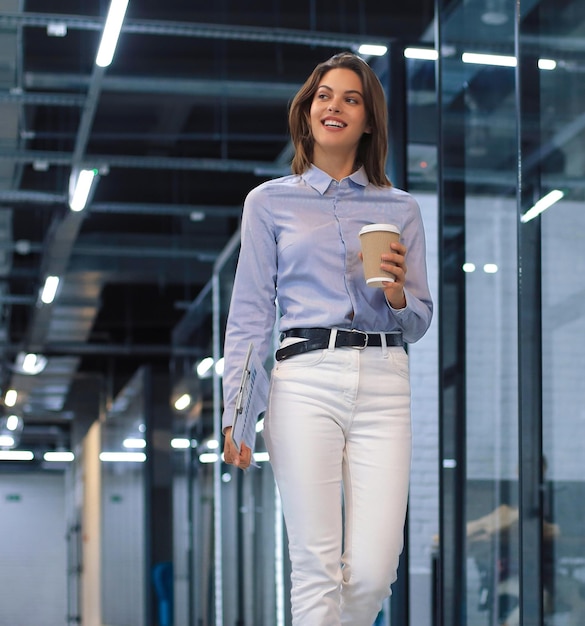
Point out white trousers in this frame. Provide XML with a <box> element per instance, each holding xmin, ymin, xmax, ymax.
<box><xmin>264</xmin><ymin>336</ymin><xmax>412</xmax><ymax>626</ymax></box>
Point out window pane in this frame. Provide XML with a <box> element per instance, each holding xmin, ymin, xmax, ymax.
<box><xmin>538</xmin><ymin>0</ymin><xmax>585</xmax><ymax>623</ymax></box>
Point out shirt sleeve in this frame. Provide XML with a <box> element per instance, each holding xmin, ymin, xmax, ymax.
<box><xmin>221</xmin><ymin>186</ymin><xmax>278</xmax><ymax>432</ymax></box>
<box><xmin>385</xmin><ymin>195</ymin><xmax>433</xmax><ymax>343</ymax></box>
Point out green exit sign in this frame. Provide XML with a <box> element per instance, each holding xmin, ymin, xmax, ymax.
<box><xmin>6</xmin><ymin>493</ymin><xmax>21</xmax><ymax>502</ymax></box>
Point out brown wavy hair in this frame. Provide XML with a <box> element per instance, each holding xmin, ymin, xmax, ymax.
<box><xmin>288</xmin><ymin>52</ymin><xmax>391</xmax><ymax>187</ymax></box>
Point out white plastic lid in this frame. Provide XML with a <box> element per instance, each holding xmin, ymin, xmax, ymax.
<box><xmin>359</xmin><ymin>223</ymin><xmax>400</xmax><ymax>236</ymax></box>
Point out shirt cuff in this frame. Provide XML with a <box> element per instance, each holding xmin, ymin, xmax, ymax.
<box><xmin>385</xmin><ymin>290</ymin><xmax>408</xmax><ymax>313</ymax></box>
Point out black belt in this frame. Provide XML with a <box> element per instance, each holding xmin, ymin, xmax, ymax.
<box><xmin>275</xmin><ymin>328</ymin><xmax>403</xmax><ymax>362</ymax></box>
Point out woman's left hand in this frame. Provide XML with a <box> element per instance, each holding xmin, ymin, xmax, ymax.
<box><xmin>381</xmin><ymin>241</ymin><xmax>407</xmax><ymax>309</ymax></box>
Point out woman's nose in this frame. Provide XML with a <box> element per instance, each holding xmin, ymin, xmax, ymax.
<box><xmin>327</xmin><ymin>100</ymin><xmax>340</xmax><ymax>112</ymax></box>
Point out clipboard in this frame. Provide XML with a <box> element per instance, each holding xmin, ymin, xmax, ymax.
<box><xmin>235</xmin><ymin>343</ymin><xmax>253</xmax><ymax>417</ymax></box>
<box><xmin>231</xmin><ymin>342</ymin><xmax>270</xmax><ymax>454</ymax></box>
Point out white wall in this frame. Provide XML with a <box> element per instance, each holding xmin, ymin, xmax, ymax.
<box><xmin>101</xmin><ymin>463</ymin><xmax>145</xmax><ymax>626</ymax></box>
<box><xmin>463</xmin><ymin>196</ymin><xmax>585</xmax><ymax>482</ymax></box>
<box><xmin>542</xmin><ymin>199</ymin><xmax>585</xmax><ymax>481</ymax></box>
<box><xmin>465</xmin><ymin>196</ymin><xmax>519</xmax><ymax>480</ymax></box>
<box><xmin>0</xmin><ymin>472</ymin><xmax>67</xmax><ymax>626</ymax></box>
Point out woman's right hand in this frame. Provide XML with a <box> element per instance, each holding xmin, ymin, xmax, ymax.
<box><xmin>223</xmin><ymin>427</ymin><xmax>252</xmax><ymax>470</ymax></box>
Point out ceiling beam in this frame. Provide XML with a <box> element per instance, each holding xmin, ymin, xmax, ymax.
<box><xmin>24</xmin><ymin>72</ymin><xmax>300</xmax><ymax>101</ymax></box>
<box><xmin>0</xmin><ymin>12</ymin><xmax>391</xmax><ymax>49</ymax></box>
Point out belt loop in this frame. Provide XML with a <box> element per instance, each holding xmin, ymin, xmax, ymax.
<box><xmin>327</xmin><ymin>328</ymin><xmax>338</xmax><ymax>351</ymax></box>
<box><xmin>380</xmin><ymin>332</ymin><xmax>389</xmax><ymax>359</ymax></box>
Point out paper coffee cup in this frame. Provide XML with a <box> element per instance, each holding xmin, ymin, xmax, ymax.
<box><xmin>359</xmin><ymin>223</ymin><xmax>400</xmax><ymax>288</ymax></box>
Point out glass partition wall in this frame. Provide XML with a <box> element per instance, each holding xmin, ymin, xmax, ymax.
<box><xmin>537</xmin><ymin>0</ymin><xmax>585</xmax><ymax>624</ymax></box>
<box><xmin>437</xmin><ymin>0</ymin><xmax>585</xmax><ymax>625</ymax></box>
<box><xmin>178</xmin><ymin>2</ymin><xmax>585</xmax><ymax>624</ymax></box>
<box><xmin>437</xmin><ymin>1</ymin><xmax>521</xmax><ymax>623</ymax></box>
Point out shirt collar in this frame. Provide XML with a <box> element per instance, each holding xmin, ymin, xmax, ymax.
<box><xmin>302</xmin><ymin>164</ymin><xmax>369</xmax><ymax>195</ymax></box>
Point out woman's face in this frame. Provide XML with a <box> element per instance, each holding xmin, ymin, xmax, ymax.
<box><xmin>309</xmin><ymin>67</ymin><xmax>371</xmax><ymax>159</ymax></box>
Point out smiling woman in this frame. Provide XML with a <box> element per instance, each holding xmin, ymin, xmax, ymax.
<box><xmin>308</xmin><ymin>67</ymin><xmax>372</xmax><ymax>177</ymax></box>
<box><xmin>289</xmin><ymin>53</ymin><xmax>391</xmax><ymax>188</ymax></box>
<box><xmin>221</xmin><ymin>51</ymin><xmax>433</xmax><ymax>625</ymax></box>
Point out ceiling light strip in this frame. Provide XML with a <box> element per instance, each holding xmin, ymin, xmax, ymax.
<box><xmin>0</xmin><ymin>450</ymin><xmax>34</xmax><ymax>461</ymax></box>
<box><xmin>40</xmin><ymin>275</ymin><xmax>60</xmax><ymax>304</ymax></box>
<box><xmin>462</xmin><ymin>52</ymin><xmax>517</xmax><ymax>67</ymax></box>
<box><xmin>521</xmin><ymin>190</ymin><xmax>564</xmax><ymax>223</ymax></box>
<box><xmin>69</xmin><ymin>168</ymin><xmax>97</xmax><ymax>211</ymax></box>
<box><xmin>404</xmin><ymin>47</ymin><xmax>438</xmax><ymax>60</ymax></box>
<box><xmin>96</xmin><ymin>0</ymin><xmax>129</xmax><ymax>68</ymax></box>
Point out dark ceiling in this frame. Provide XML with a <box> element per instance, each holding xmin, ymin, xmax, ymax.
<box><xmin>0</xmin><ymin>0</ymin><xmax>435</xmax><ymax>456</ymax></box>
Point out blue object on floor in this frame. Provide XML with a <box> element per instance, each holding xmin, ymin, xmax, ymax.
<box><xmin>152</xmin><ymin>561</ymin><xmax>173</xmax><ymax>626</ymax></box>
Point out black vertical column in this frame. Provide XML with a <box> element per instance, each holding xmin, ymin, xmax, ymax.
<box><xmin>386</xmin><ymin>43</ymin><xmax>407</xmax><ymax>188</ymax></box>
<box><xmin>515</xmin><ymin>5</ymin><xmax>544</xmax><ymax>625</ymax></box>
<box><xmin>435</xmin><ymin>0</ymin><xmax>467</xmax><ymax>623</ymax></box>
<box><xmin>145</xmin><ymin>366</ymin><xmax>175</xmax><ymax>626</ymax></box>
<box><xmin>386</xmin><ymin>41</ymin><xmax>410</xmax><ymax>626</ymax></box>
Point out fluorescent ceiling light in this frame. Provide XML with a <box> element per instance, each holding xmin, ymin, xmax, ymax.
<box><xmin>462</xmin><ymin>263</ymin><xmax>476</xmax><ymax>273</ymax></box>
<box><xmin>96</xmin><ymin>0</ymin><xmax>129</xmax><ymax>68</ymax></box>
<box><xmin>199</xmin><ymin>452</ymin><xmax>219</xmax><ymax>464</ymax></box>
<box><xmin>44</xmin><ymin>451</ymin><xmax>75</xmax><ymax>462</ymax></box>
<box><xmin>538</xmin><ymin>58</ymin><xmax>557</xmax><ymax>71</ymax></box>
<box><xmin>123</xmin><ymin>438</ymin><xmax>146</xmax><ymax>449</ymax></box>
<box><xmin>99</xmin><ymin>451</ymin><xmax>146</xmax><ymax>462</ymax></box>
<box><xmin>174</xmin><ymin>393</ymin><xmax>191</xmax><ymax>411</ymax></box>
<box><xmin>462</xmin><ymin>52</ymin><xmax>517</xmax><ymax>67</ymax></box>
<box><xmin>483</xmin><ymin>263</ymin><xmax>499</xmax><ymax>274</ymax></box>
<box><xmin>41</xmin><ymin>275</ymin><xmax>60</xmax><ymax>304</ymax></box>
<box><xmin>69</xmin><ymin>168</ymin><xmax>97</xmax><ymax>211</ymax></box>
<box><xmin>0</xmin><ymin>450</ymin><xmax>33</xmax><ymax>461</ymax></box>
<box><xmin>358</xmin><ymin>44</ymin><xmax>388</xmax><ymax>57</ymax></box>
<box><xmin>17</xmin><ymin>352</ymin><xmax>48</xmax><ymax>375</ymax></box>
<box><xmin>521</xmin><ymin>189</ymin><xmax>564</xmax><ymax>223</ymax></box>
<box><xmin>4</xmin><ymin>389</ymin><xmax>17</xmax><ymax>407</ymax></box>
<box><xmin>171</xmin><ymin>438</ymin><xmax>191</xmax><ymax>449</ymax></box>
<box><xmin>196</xmin><ymin>357</ymin><xmax>214</xmax><ymax>378</ymax></box>
<box><xmin>404</xmin><ymin>47</ymin><xmax>438</xmax><ymax>61</ymax></box>
<box><xmin>6</xmin><ymin>415</ymin><xmax>21</xmax><ymax>431</ymax></box>
<box><xmin>0</xmin><ymin>435</ymin><xmax>15</xmax><ymax>447</ymax></box>
<box><xmin>214</xmin><ymin>357</ymin><xmax>225</xmax><ymax>376</ymax></box>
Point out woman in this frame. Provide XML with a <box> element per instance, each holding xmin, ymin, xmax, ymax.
<box><xmin>222</xmin><ymin>52</ymin><xmax>433</xmax><ymax>625</ymax></box>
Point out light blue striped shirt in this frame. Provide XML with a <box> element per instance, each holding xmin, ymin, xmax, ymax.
<box><xmin>222</xmin><ymin>164</ymin><xmax>433</xmax><ymax>430</ymax></box>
